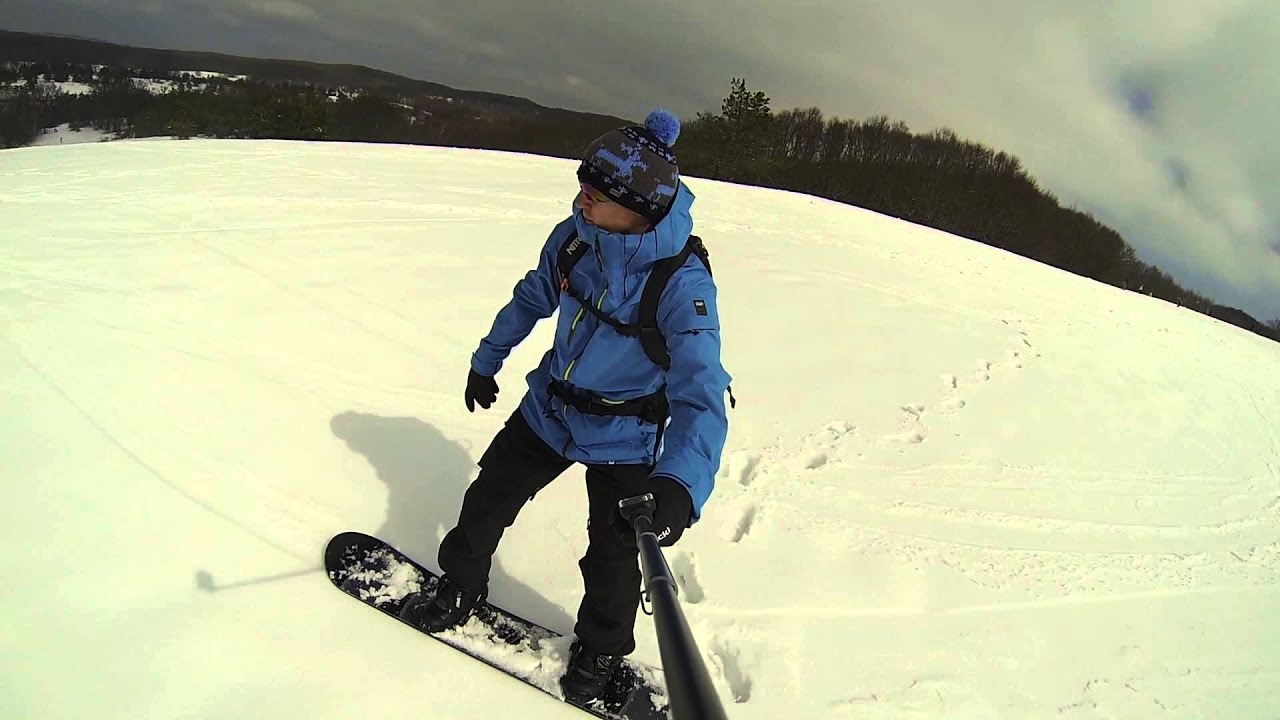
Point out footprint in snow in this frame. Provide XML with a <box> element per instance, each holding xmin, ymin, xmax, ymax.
<box><xmin>804</xmin><ymin>451</ymin><xmax>830</xmax><ymax>469</ymax></box>
<box><xmin>971</xmin><ymin>360</ymin><xmax>993</xmax><ymax>382</ymax></box>
<box><xmin>937</xmin><ymin>373</ymin><xmax>968</xmax><ymax>413</ymax></box>
<box><xmin>731</xmin><ymin>505</ymin><xmax>757</xmax><ymax>543</ymax></box>
<box><xmin>885</xmin><ymin>428</ymin><xmax>927</xmax><ymax>445</ymax></box>
<box><xmin>725</xmin><ymin>452</ymin><xmax>762</xmax><ymax>487</ymax></box>
<box><xmin>992</xmin><ymin>330</ymin><xmax>1037</xmax><ymax>372</ymax></box>
<box><xmin>882</xmin><ymin>404</ymin><xmax>928</xmax><ymax>444</ymax></box>
<box><xmin>913</xmin><ymin>330</ymin><xmax>1035</xmax><ymax>428</ymax></box>
<box><xmin>797</xmin><ymin>420</ymin><xmax>856</xmax><ymax>469</ymax></box>
<box><xmin>668</xmin><ymin>551</ymin><xmax>705</xmax><ymax>604</ymax></box>
<box><xmin>1017</xmin><ymin>330</ymin><xmax>1042</xmax><ymax>359</ymax></box>
<box><xmin>709</xmin><ymin>640</ymin><xmax>753</xmax><ymax>703</ymax></box>
<box><xmin>833</xmin><ymin>675</ymin><xmax>977</xmax><ymax>716</ymax></box>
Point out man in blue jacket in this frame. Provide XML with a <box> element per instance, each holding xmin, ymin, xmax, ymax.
<box><xmin>398</xmin><ymin>109</ymin><xmax>732</xmax><ymax>704</ymax></box>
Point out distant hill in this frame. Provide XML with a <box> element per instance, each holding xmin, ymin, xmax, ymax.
<box><xmin>0</xmin><ymin>29</ymin><xmax>629</xmax><ymax>124</ymax></box>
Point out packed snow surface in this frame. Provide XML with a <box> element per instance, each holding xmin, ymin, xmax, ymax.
<box><xmin>3</xmin><ymin>139</ymin><xmax>1278</xmax><ymax>719</ymax></box>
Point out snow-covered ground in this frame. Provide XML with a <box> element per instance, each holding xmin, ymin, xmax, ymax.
<box><xmin>27</xmin><ymin>122</ymin><xmax>111</xmax><ymax>146</ymax></box>
<box><xmin>171</xmin><ymin>70</ymin><xmax>249</xmax><ymax>82</ymax></box>
<box><xmin>4</xmin><ymin>79</ymin><xmax>93</xmax><ymax>95</ymax></box>
<box><xmin>9</xmin><ymin>70</ymin><xmax>415</xmax><ymax>145</ymax></box>
<box><xmin>5</xmin><ymin>70</ymin><xmax>249</xmax><ymax>99</ymax></box>
<box><xmin>2</xmin><ymin>138</ymin><xmax>1278</xmax><ymax>719</ymax></box>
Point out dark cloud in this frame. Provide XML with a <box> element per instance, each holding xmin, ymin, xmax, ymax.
<box><xmin>1164</xmin><ymin>158</ymin><xmax>1190</xmax><ymax>191</ymax></box>
<box><xmin>1123</xmin><ymin>85</ymin><xmax>1157</xmax><ymax>123</ymax></box>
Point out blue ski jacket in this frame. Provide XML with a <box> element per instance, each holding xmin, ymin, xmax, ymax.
<box><xmin>470</xmin><ymin>182</ymin><xmax>731</xmax><ymax>520</ymax></box>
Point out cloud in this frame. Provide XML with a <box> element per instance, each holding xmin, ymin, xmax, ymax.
<box><xmin>1121</xmin><ymin>84</ymin><xmax>1157</xmax><ymax>124</ymax></box>
<box><xmin>237</xmin><ymin>0</ymin><xmax>320</xmax><ymax>23</ymax></box>
<box><xmin>1164</xmin><ymin>158</ymin><xmax>1190</xmax><ymax>191</ymax></box>
<box><xmin>685</xmin><ymin>1</ymin><xmax>1280</xmax><ymax>319</ymax></box>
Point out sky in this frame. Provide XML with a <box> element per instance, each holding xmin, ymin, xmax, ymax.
<box><xmin>5</xmin><ymin>0</ymin><xmax>1278</xmax><ymax>321</ymax></box>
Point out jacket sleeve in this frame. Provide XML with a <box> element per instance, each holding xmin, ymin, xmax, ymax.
<box><xmin>649</xmin><ymin>266</ymin><xmax>732</xmax><ymax>522</ymax></box>
<box><xmin>470</xmin><ymin>221</ymin><xmax>568</xmax><ymax>376</ymax></box>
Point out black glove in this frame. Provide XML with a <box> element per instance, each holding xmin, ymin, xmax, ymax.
<box><xmin>464</xmin><ymin>369</ymin><xmax>499</xmax><ymax>412</ymax></box>
<box><xmin>610</xmin><ymin>475</ymin><xmax>693</xmax><ymax>548</ymax></box>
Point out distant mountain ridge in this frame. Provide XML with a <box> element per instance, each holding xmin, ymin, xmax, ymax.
<box><xmin>0</xmin><ymin>29</ymin><xmax>629</xmax><ymax>123</ymax></box>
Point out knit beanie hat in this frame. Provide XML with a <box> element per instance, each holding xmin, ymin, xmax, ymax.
<box><xmin>577</xmin><ymin>109</ymin><xmax>682</xmax><ymax>224</ymax></box>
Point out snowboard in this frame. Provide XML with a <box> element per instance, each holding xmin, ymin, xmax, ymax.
<box><xmin>324</xmin><ymin>531</ymin><xmax>670</xmax><ymax>720</ymax></box>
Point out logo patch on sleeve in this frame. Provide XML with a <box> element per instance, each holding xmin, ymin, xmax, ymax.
<box><xmin>693</xmin><ymin>299</ymin><xmax>708</xmax><ymax>316</ymax></box>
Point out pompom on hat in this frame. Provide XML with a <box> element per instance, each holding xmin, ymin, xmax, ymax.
<box><xmin>577</xmin><ymin>109</ymin><xmax>682</xmax><ymax>224</ymax></box>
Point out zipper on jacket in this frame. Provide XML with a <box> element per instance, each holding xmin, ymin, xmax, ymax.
<box><xmin>562</xmin><ymin>239</ymin><xmax>610</xmax><ymax>384</ymax></box>
<box><xmin>564</xmin><ymin>241</ymin><xmax>604</xmax><ymax>347</ymax></box>
<box><xmin>567</xmin><ymin>303</ymin><xmax>587</xmax><ymax>342</ymax></box>
<box><xmin>563</xmin><ymin>287</ymin><xmax>608</xmax><ymax>382</ymax></box>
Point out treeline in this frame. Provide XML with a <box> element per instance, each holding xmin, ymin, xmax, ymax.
<box><xmin>0</xmin><ymin>29</ymin><xmax>542</xmax><ymax>112</ymax></box>
<box><xmin>2</xmin><ymin>64</ymin><xmax>1276</xmax><ymax>342</ymax></box>
<box><xmin>1</xmin><ymin>62</ymin><xmax>247</xmax><ymax>146</ymax></box>
<box><xmin>677</xmin><ymin>80</ymin><xmax>1279</xmax><ymax>342</ymax></box>
<box><xmin>0</xmin><ymin>61</ymin><xmax>623</xmax><ymax>157</ymax></box>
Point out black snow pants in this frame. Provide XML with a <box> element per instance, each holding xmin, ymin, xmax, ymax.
<box><xmin>437</xmin><ymin>408</ymin><xmax>652</xmax><ymax>656</ymax></box>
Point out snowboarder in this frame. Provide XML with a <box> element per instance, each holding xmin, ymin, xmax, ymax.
<box><xmin>398</xmin><ymin>109</ymin><xmax>732</xmax><ymax>705</ymax></box>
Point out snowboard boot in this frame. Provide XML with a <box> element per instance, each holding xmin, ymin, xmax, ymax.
<box><xmin>559</xmin><ymin>640</ymin><xmax>624</xmax><ymax>705</ymax></box>
<box><xmin>399</xmin><ymin>576</ymin><xmax>484</xmax><ymax>633</ymax></box>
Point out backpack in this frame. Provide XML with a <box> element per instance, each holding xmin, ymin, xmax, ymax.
<box><xmin>548</xmin><ymin>230</ymin><xmax>736</xmax><ymax>434</ymax></box>
<box><xmin>555</xmin><ymin>229</ymin><xmax>712</xmax><ymax>371</ymax></box>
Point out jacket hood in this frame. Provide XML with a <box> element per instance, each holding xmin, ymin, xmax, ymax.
<box><xmin>571</xmin><ymin>181</ymin><xmax>695</xmax><ymax>268</ymax></box>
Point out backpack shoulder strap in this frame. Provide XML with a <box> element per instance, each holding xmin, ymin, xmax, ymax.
<box><xmin>557</xmin><ymin>227</ymin><xmax>637</xmax><ymax>335</ymax></box>
<box><xmin>555</xmin><ymin>228</ymin><xmax>589</xmax><ymax>292</ymax></box>
<box><xmin>688</xmin><ymin>234</ymin><xmax>712</xmax><ymax>276</ymax></box>
<box><xmin>638</xmin><ymin>235</ymin><xmax>712</xmax><ymax>370</ymax></box>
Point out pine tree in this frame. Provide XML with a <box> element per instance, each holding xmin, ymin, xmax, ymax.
<box><xmin>720</xmin><ymin>77</ymin><xmax>770</xmax><ymax>124</ymax></box>
<box><xmin>696</xmin><ymin>78</ymin><xmax>774</xmax><ymax>181</ymax></box>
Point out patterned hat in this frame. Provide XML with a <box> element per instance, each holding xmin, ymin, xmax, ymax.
<box><xmin>577</xmin><ymin>109</ymin><xmax>682</xmax><ymax>224</ymax></box>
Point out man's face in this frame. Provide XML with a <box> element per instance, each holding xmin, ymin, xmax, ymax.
<box><xmin>576</xmin><ymin>183</ymin><xmax>652</xmax><ymax>234</ymax></box>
